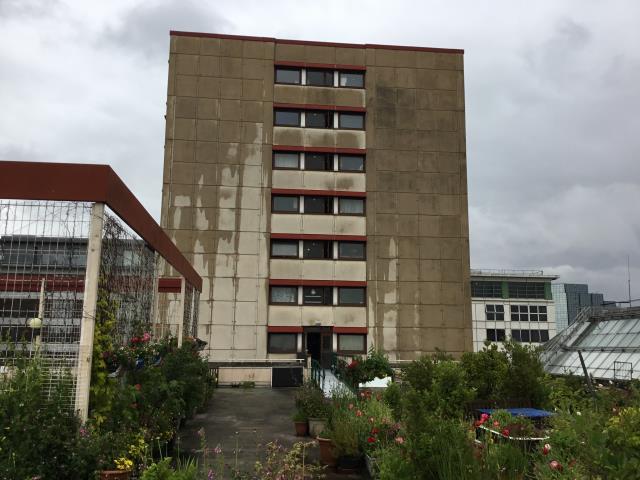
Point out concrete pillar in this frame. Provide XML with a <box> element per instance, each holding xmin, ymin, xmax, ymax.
<box><xmin>75</xmin><ymin>202</ymin><xmax>104</xmax><ymax>422</ymax></box>
<box><xmin>177</xmin><ymin>277</ymin><xmax>186</xmax><ymax>347</ymax></box>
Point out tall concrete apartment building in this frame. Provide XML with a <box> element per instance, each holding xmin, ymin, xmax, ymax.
<box><xmin>160</xmin><ymin>31</ymin><xmax>471</xmax><ymax>364</ymax></box>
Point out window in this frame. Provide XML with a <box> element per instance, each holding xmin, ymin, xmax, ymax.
<box><xmin>302</xmin><ymin>286</ymin><xmax>333</xmax><ymax>305</ymax></box>
<box><xmin>338</xmin><ymin>155</ymin><xmax>365</xmax><ymax>172</ymax></box>
<box><xmin>275</xmin><ymin>67</ymin><xmax>301</xmax><ymax>85</ymax></box>
<box><xmin>338</xmin><ymin>334</ymin><xmax>366</xmax><ymax>353</ymax></box>
<box><xmin>272</xmin><ymin>195</ymin><xmax>299</xmax><ymax>213</ymax></box>
<box><xmin>339</xmin><ymin>71</ymin><xmax>365</xmax><ymax>88</ymax></box>
<box><xmin>507</xmin><ymin>282</ymin><xmax>546</xmax><ymax>299</ymax></box>
<box><xmin>512</xmin><ymin>329</ymin><xmax>549</xmax><ymax>343</ymax></box>
<box><xmin>306</xmin><ymin>110</ymin><xmax>334</xmax><ymax>128</ymax></box>
<box><xmin>510</xmin><ymin>305</ymin><xmax>529</xmax><ymax>322</ymax></box>
<box><xmin>274</xmin><ymin>110</ymin><xmax>301</xmax><ymax>127</ymax></box>
<box><xmin>529</xmin><ymin>305</ymin><xmax>548</xmax><ymax>322</ymax></box>
<box><xmin>338</xmin><ymin>241</ymin><xmax>366</xmax><ymax>260</ymax></box>
<box><xmin>305</xmin><ymin>152</ymin><xmax>333</xmax><ymax>171</ymax></box>
<box><xmin>339</xmin><ymin>112</ymin><xmax>365</xmax><ymax>129</ymax></box>
<box><xmin>485</xmin><ymin>304</ymin><xmax>504</xmax><ymax>321</ymax></box>
<box><xmin>338</xmin><ymin>197</ymin><xmax>365</xmax><ymax>215</ymax></box>
<box><xmin>273</xmin><ymin>152</ymin><xmax>300</xmax><ymax>169</ymax></box>
<box><xmin>486</xmin><ymin>329</ymin><xmax>506</xmax><ymax>342</ymax></box>
<box><xmin>269</xmin><ymin>286</ymin><xmax>298</xmax><ymax>305</ymax></box>
<box><xmin>471</xmin><ymin>281</ymin><xmax>502</xmax><ymax>298</ymax></box>
<box><xmin>338</xmin><ymin>287</ymin><xmax>366</xmax><ymax>306</ymax></box>
<box><xmin>304</xmin><ymin>196</ymin><xmax>333</xmax><ymax>214</ymax></box>
<box><xmin>303</xmin><ymin>240</ymin><xmax>331</xmax><ymax>259</ymax></box>
<box><xmin>306</xmin><ymin>69</ymin><xmax>334</xmax><ymax>87</ymax></box>
<box><xmin>268</xmin><ymin>333</ymin><xmax>298</xmax><ymax>353</ymax></box>
<box><xmin>271</xmin><ymin>240</ymin><xmax>298</xmax><ymax>258</ymax></box>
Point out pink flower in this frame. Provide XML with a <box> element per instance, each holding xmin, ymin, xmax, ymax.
<box><xmin>79</xmin><ymin>427</ymin><xmax>88</xmax><ymax>438</ymax></box>
<box><xmin>134</xmin><ymin>384</ymin><xmax>141</xmax><ymax>391</ymax></box>
<box><xmin>542</xmin><ymin>443</ymin><xmax>551</xmax><ymax>455</ymax></box>
<box><xmin>371</xmin><ymin>427</ymin><xmax>379</xmax><ymax>435</ymax></box>
<box><xmin>480</xmin><ymin>413</ymin><xmax>489</xmax><ymax>421</ymax></box>
<box><xmin>348</xmin><ymin>403</ymin><xmax>354</xmax><ymax>410</ymax></box>
<box><xmin>492</xmin><ymin>420</ymin><xmax>500</xmax><ymax>428</ymax></box>
<box><xmin>395</xmin><ymin>436</ymin><xmax>405</xmax><ymax>445</ymax></box>
<box><xmin>130</xmin><ymin>337</ymin><xmax>140</xmax><ymax>345</ymax></box>
<box><xmin>474</xmin><ymin>420</ymin><xmax>483</xmax><ymax>427</ymax></box>
<box><xmin>360</xmin><ymin>392</ymin><xmax>366</xmax><ymax>398</ymax></box>
<box><xmin>549</xmin><ymin>460</ymin><xmax>563</xmax><ymax>472</ymax></box>
<box><xmin>501</xmin><ymin>428</ymin><xmax>510</xmax><ymax>437</ymax></box>
<box><xmin>356</xmin><ymin>409</ymin><xmax>363</xmax><ymax>417</ymax></box>
<box><xmin>142</xmin><ymin>332</ymin><xmax>151</xmax><ymax>342</ymax></box>
<box><xmin>213</xmin><ymin>445</ymin><xmax>222</xmax><ymax>455</ymax></box>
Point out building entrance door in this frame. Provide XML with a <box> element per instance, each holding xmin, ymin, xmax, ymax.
<box><xmin>305</xmin><ymin>327</ymin><xmax>333</xmax><ymax>368</ymax></box>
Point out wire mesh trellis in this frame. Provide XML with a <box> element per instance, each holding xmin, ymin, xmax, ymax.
<box><xmin>0</xmin><ymin>200</ymin><xmax>92</xmax><ymax>404</ymax></box>
<box><xmin>99</xmin><ymin>209</ymin><xmax>157</xmax><ymax>344</ymax></box>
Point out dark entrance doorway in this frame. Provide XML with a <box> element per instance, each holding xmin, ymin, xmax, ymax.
<box><xmin>304</xmin><ymin>327</ymin><xmax>333</xmax><ymax>368</ymax></box>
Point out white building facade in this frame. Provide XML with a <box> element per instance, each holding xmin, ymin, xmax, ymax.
<box><xmin>471</xmin><ymin>270</ymin><xmax>558</xmax><ymax>352</ymax></box>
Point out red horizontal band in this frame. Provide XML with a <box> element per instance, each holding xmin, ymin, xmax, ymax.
<box><xmin>272</xmin><ymin>145</ymin><xmax>366</xmax><ymax>155</ymax></box>
<box><xmin>269</xmin><ymin>279</ymin><xmax>366</xmax><ymax>287</ymax></box>
<box><xmin>270</xmin><ymin>233</ymin><xmax>366</xmax><ymax>241</ymax></box>
<box><xmin>272</xmin><ymin>188</ymin><xmax>366</xmax><ymax>198</ymax></box>
<box><xmin>268</xmin><ymin>326</ymin><xmax>304</xmax><ymax>333</ymax></box>
<box><xmin>334</xmin><ymin>327</ymin><xmax>368</xmax><ymax>334</ymax></box>
<box><xmin>275</xmin><ymin>60</ymin><xmax>366</xmax><ymax>71</ymax></box>
<box><xmin>274</xmin><ymin>102</ymin><xmax>366</xmax><ymax>113</ymax></box>
<box><xmin>170</xmin><ymin>31</ymin><xmax>464</xmax><ymax>54</ymax></box>
<box><xmin>158</xmin><ymin>277</ymin><xmax>182</xmax><ymax>293</ymax></box>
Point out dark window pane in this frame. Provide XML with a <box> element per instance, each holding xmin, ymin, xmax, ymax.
<box><xmin>306</xmin><ymin>110</ymin><xmax>333</xmax><ymax>128</ymax></box>
<box><xmin>507</xmin><ymin>282</ymin><xmax>546</xmax><ymax>299</ymax></box>
<box><xmin>338</xmin><ymin>241</ymin><xmax>365</xmax><ymax>260</ymax></box>
<box><xmin>540</xmin><ymin>312</ymin><xmax>548</xmax><ymax>322</ymax></box>
<box><xmin>275</xmin><ymin>110</ymin><xmax>301</xmax><ymax>126</ymax></box>
<box><xmin>272</xmin><ymin>195</ymin><xmax>299</xmax><ymax>213</ymax></box>
<box><xmin>539</xmin><ymin>306</ymin><xmax>547</xmax><ymax>313</ymax></box>
<box><xmin>338</xmin><ymin>334</ymin><xmax>366</xmax><ymax>353</ymax></box>
<box><xmin>306</xmin><ymin>69</ymin><xmax>334</xmax><ymax>87</ymax></box>
<box><xmin>271</xmin><ymin>240</ymin><xmax>298</xmax><ymax>258</ymax></box>
<box><xmin>305</xmin><ymin>153</ymin><xmax>333</xmax><ymax>171</ymax></box>
<box><xmin>304</xmin><ymin>196</ymin><xmax>333</xmax><ymax>214</ymax></box>
<box><xmin>339</xmin><ymin>71</ymin><xmax>364</xmax><ymax>88</ymax></box>
<box><xmin>338</xmin><ymin>287</ymin><xmax>365</xmax><ymax>305</ymax></box>
<box><xmin>520</xmin><ymin>330</ymin><xmax>530</xmax><ymax>342</ymax></box>
<box><xmin>338</xmin><ymin>198</ymin><xmax>364</xmax><ymax>215</ymax></box>
<box><xmin>339</xmin><ymin>112</ymin><xmax>364</xmax><ymax>129</ymax></box>
<box><xmin>540</xmin><ymin>330</ymin><xmax>549</xmax><ymax>342</ymax></box>
<box><xmin>471</xmin><ymin>281</ymin><xmax>502</xmax><ymax>298</ymax></box>
<box><xmin>530</xmin><ymin>330</ymin><xmax>541</xmax><ymax>343</ymax></box>
<box><xmin>512</xmin><ymin>330</ymin><xmax>521</xmax><ymax>342</ymax></box>
<box><xmin>303</xmin><ymin>240</ymin><xmax>331</xmax><ymax>259</ymax></box>
<box><xmin>497</xmin><ymin>329</ymin><xmax>506</xmax><ymax>341</ymax></box>
<box><xmin>273</xmin><ymin>152</ymin><xmax>299</xmax><ymax>169</ymax></box>
<box><xmin>303</xmin><ymin>286</ymin><xmax>333</xmax><ymax>305</ymax></box>
<box><xmin>338</xmin><ymin>155</ymin><xmax>365</xmax><ymax>172</ymax></box>
<box><xmin>275</xmin><ymin>67</ymin><xmax>301</xmax><ymax>84</ymax></box>
<box><xmin>268</xmin><ymin>333</ymin><xmax>297</xmax><ymax>353</ymax></box>
<box><xmin>270</xmin><ymin>286</ymin><xmax>298</xmax><ymax>304</ymax></box>
<box><xmin>486</xmin><ymin>329</ymin><xmax>497</xmax><ymax>341</ymax></box>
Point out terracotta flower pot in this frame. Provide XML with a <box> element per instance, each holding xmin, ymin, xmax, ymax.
<box><xmin>294</xmin><ymin>420</ymin><xmax>309</xmax><ymax>436</ymax></box>
<box><xmin>99</xmin><ymin>470</ymin><xmax>131</xmax><ymax>480</ymax></box>
<box><xmin>308</xmin><ymin>417</ymin><xmax>326</xmax><ymax>437</ymax></box>
<box><xmin>317</xmin><ymin>436</ymin><xmax>337</xmax><ymax>467</ymax></box>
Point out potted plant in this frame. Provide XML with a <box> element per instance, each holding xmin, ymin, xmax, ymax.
<box><xmin>316</xmin><ymin>425</ymin><xmax>337</xmax><ymax>467</ymax></box>
<box><xmin>293</xmin><ymin>410</ymin><xmax>309</xmax><ymax>437</ymax></box>
<box><xmin>295</xmin><ymin>382</ymin><xmax>328</xmax><ymax>437</ymax></box>
<box><xmin>331</xmin><ymin>409</ymin><xmax>365</xmax><ymax>473</ymax></box>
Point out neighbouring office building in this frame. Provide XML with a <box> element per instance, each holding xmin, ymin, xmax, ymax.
<box><xmin>551</xmin><ymin>283</ymin><xmax>604</xmax><ymax>332</ymax></box>
<box><xmin>160</xmin><ymin>31</ymin><xmax>471</xmax><ymax>364</ymax></box>
<box><xmin>471</xmin><ymin>270</ymin><xmax>558</xmax><ymax>351</ymax></box>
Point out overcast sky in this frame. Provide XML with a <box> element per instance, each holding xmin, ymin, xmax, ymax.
<box><xmin>1</xmin><ymin>0</ymin><xmax>639</xmax><ymax>301</ymax></box>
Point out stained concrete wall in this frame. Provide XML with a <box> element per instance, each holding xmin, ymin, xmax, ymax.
<box><xmin>364</xmin><ymin>48</ymin><xmax>472</xmax><ymax>359</ymax></box>
<box><xmin>162</xmin><ymin>35</ymin><xmax>274</xmax><ymax>360</ymax></box>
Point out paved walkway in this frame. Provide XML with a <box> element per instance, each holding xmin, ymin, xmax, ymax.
<box><xmin>177</xmin><ymin>387</ymin><xmax>365</xmax><ymax>478</ymax></box>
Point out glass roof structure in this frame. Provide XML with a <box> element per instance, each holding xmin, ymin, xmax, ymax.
<box><xmin>541</xmin><ymin>306</ymin><xmax>640</xmax><ymax>381</ymax></box>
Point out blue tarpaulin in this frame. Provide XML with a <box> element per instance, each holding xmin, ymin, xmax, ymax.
<box><xmin>477</xmin><ymin>407</ymin><xmax>554</xmax><ymax>418</ymax></box>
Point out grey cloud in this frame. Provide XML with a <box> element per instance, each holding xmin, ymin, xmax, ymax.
<box><xmin>0</xmin><ymin>0</ymin><xmax>60</xmax><ymax>18</ymax></box>
<box><xmin>99</xmin><ymin>0</ymin><xmax>232</xmax><ymax>59</ymax></box>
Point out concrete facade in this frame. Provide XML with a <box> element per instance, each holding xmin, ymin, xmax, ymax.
<box><xmin>161</xmin><ymin>32</ymin><xmax>471</xmax><ymax>361</ymax></box>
